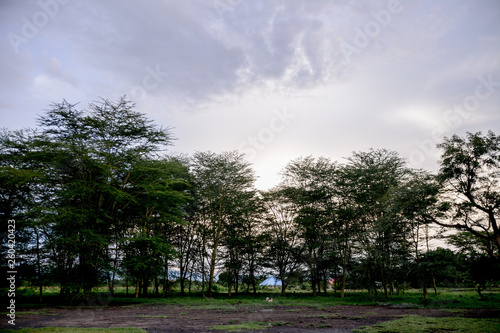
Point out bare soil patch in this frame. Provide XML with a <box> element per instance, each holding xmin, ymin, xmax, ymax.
<box><xmin>8</xmin><ymin>304</ymin><xmax>499</xmax><ymax>333</ymax></box>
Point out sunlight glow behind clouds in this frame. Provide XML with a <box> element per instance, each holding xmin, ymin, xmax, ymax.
<box><xmin>1</xmin><ymin>0</ymin><xmax>499</xmax><ymax>189</ymax></box>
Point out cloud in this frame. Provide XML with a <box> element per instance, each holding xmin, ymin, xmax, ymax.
<box><xmin>1</xmin><ymin>0</ymin><xmax>499</xmax><ymax>189</ymax></box>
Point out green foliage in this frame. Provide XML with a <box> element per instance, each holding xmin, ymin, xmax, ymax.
<box><xmin>2</xmin><ymin>101</ymin><xmax>498</xmax><ymax>307</ymax></box>
<box><xmin>437</xmin><ymin>130</ymin><xmax>500</xmax><ymax>257</ymax></box>
<box><xmin>0</xmin><ymin>97</ymin><xmax>185</xmax><ymax>296</ymax></box>
<box><xmin>190</xmin><ymin>151</ymin><xmax>257</xmax><ymax>298</ymax></box>
<box><xmin>280</xmin><ymin>156</ymin><xmax>339</xmax><ymax>296</ymax></box>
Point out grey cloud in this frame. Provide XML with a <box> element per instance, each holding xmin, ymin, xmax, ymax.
<box><xmin>40</xmin><ymin>0</ymin><xmax>363</xmax><ymax>106</ymax></box>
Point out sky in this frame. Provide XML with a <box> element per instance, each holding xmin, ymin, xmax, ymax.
<box><xmin>1</xmin><ymin>0</ymin><xmax>500</xmax><ymax>190</ymax></box>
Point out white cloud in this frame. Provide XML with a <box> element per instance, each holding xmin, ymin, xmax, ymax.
<box><xmin>1</xmin><ymin>0</ymin><xmax>499</xmax><ymax>187</ymax></box>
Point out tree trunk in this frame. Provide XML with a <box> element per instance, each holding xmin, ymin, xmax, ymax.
<box><xmin>323</xmin><ymin>273</ymin><xmax>327</xmax><ymax>294</ymax></box>
<box><xmin>108</xmin><ymin>245</ymin><xmax>119</xmax><ymax>297</ymax></box>
<box><xmin>35</xmin><ymin>228</ymin><xmax>43</xmax><ymax>302</ymax></box>
<box><xmin>135</xmin><ymin>279</ymin><xmax>140</xmax><ymax>298</ymax></box>
<box><xmin>155</xmin><ymin>276</ymin><xmax>159</xmax><ymax>297</ymax></box>
<box><xmin>235</xmin><ymin>273</ymin><xmax>239</xmax><ymax>294</ymax></box>
<box><xmin>432</xmin><ymin>274</ymin><xmax>438</xmax><ymax>296</ymax></box>
<box><xmin>202</xmin><ymin>256</ymin><xmax>206</xmax><ymax>298</ymax></box>
<box><xmin>381</xmin><ymin>267</ymin><xmax>389</xmax><ymax>299</ymax></box>
<box><xmin>188</xmin><ymin>261</ymin><xmax>194</xmax><ymax>294</ymax></box>
<box><xmin>108</xmin><ymin>272</ymin><xmax>115</xmax><ymax>297</ymax></box>
<box><xmin>340</xmin><ymin>251</ymin><xmax>347</xmax><ymax>298</ymax></box>
<box><xmin>280</xmin><ymin>272</ymin><xmax>287</xmax><ymax>295</ymax></box>
<box><xmin>423</xmin><ymin>279</ymin><xmax>428</xmax><ymax>300</ymax></box>
<box><xmin>476</xmin><ymin>283</ymin><xmax>485</xmax><ymax>300</ymax></box>
<box><xmin>309</xmin><ymin>250</ymin><xmax>317</xmax><ymax>296</ymax></box>
<box><xmin>383</xmin><ymin>284</ymin><xmax>389</xmax><ymax>299</ymax></box>
<box><xmin>180</xmin><ymin>261</ymin><xmax>185</xmax><ymax>295</ymax></box>
<box><xmin>142</xmin><ymin>273</ymin><xmax>148</xmax><ymax>296</ymax></box>
<box><xmin>208</xmin><ymin>248</ymin><xmax>218</xmax><ymax>298</ymax></box>
<box><xmin>280</xmin><ymin>283</ymin><xmax>287</xmax><ymax>295</ymax></box>
<box><xmin>162</xmin><ymin>261</ymin><xmax>169</xmax><ymax>296</ymax></box>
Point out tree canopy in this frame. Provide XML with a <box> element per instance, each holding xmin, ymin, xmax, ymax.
<box><xmin>1</xmin><ymin>99</ymin><xmax>498</xmax><ymax>301</ymax></box>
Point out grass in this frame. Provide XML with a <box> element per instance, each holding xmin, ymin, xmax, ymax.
<box><xmin>10</xmin><ymin>287</ymin><xmax>500</xmax><ymax>310</ymax></box>
<box><xmin>209</xmin><ymin>321</ymin><xmax>292</xmax><ymax>331</ymax></box>
<box><xmin>307</xmin><ymin>313</ymin><xmax>366</xmax><ymax>319</ymax></box>
<box><xmin>306</xmin><ymin>313</ymin><xmax>341</xmax><ymax>318</ymax></box>
<box><xmin>6</xmin><ymin>287</ymin><xmax>499</xmax><ymax>333</ymax></box>
<box><xmin>270</xmin><ymin>321</ymin><xmax>293</xmax><ymax>326</ymax></box>
<box><xmin>12</xmin><ymin>311</ymin><xmax>55</xmax><ymax>316</ymax></box>
<box><xmin>0</xmin><ymin>328</ymin><xmax>146</xmax><ymax>333</ymax></box>
<box><xmin>353</xmin><ymin>315</ymin><xmax>500</xmax><ymax>333</ymax></box>
<box><xmin>209</xmin><ymin>321</ymin><xmax>270</xmax><ymax>331</ymax></box>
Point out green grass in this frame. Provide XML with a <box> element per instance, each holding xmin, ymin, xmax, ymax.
<box><xmin>10</xmin><ymin>287</ymin><xmax>500</xmax><ymax>310</ymax></box>
<box><xmin>209</xmin><ymin>321</ymin><xmax>270</xmax><ymax>331</ymax></box>
<box><xmin>0</xmin><ymin>328</ymin><xmax>146</xmax><ymax>333</ymax></box>
<box><xmin>306</xmin><ymin>313</ymin><xmax>342</xmax><ymax>318</ymax></box>
<box><xmin>270</xmin><ymin>321</ymin><xmax>292</xmax><ymax>326</ymax></box>
<box><xmin>307</xmin><ymin>313</ymin><xmax>366</xmax><ymax>319</ymax></box>
<box><xmin>353</xmin><ymin>315</ymin><xmax>500</xmax><ymax>333</ymax></box>
<box><xmin>12</xmin><ymin>311</ymin><xmax>55</xmax><ymax>316</ymax></box>
<box><xmin>209</xmin><ymin>321</ymin><xmax>292</xmax><ymax>331</ymax></box>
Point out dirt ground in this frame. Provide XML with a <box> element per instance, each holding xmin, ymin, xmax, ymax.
<box><xmin>7</xmin><ymin>304</ymin><xmax>500</xmax><ymax>333</ymax></box>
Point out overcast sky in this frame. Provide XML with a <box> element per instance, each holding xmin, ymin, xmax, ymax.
<box><xmin>1</xmin><ymin>0</ymin><xmax>499</xmax><ymax>189</ymax></box>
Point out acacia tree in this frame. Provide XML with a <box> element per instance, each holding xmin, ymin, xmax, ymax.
<box><xmin>280</xmin><ymin>156</ymin><xmax>338</xmax><ymax>295</ymax></box>
<box><xmin>174</xmin><ymin>215</ymin><xmax>200</xmax><ymax>295</ymax></box>
<box><xmin>261</xmin><ymin>187</ymin><xmax>305</xmax><ymax>295</ymax></box>
<box><xmin>386</xmin><ymin>170</ymin><xmax>443</xmax><ymax>299</ymax></box>
<box><xmin>435</xmin><ymin>131</ymin><xmax>500</xmax><ymax>257</ymax></box>
<box><xmin>121</xmin><ymin>157</ymin><xmax>191</xmax><ymax>297</ymax></box>
<box><xmin>330</xmin><ymin>169</ymin><xmax>360</xmax><ymax>298</ymax></box>
<box><xmin>343</xmin><ymin>149</ymin><xmax>408</xmax><ymax>298</ymax></box>
<box><xmin>0</xmin><ymin>129</ymin><xmax>52</xmax><ymax>298</ymax></box>
<box><xmin>1</xmin><ymin>97</ymin><xmax>175</xmax><ymax>298</ymax></box>
<box><xmin>222</xmin><ymin>191</ymin><xmax>263</xmax><ymax>295</ymax></box>
<box><xmin>190</xmin><ymin>151</ymin><xmax>256</xmax><ymax>298</ymax></box>
<box><xmin>447</xmin><ymin>231</ymin><xmax>500</xmax><ymax>298</ymax></box>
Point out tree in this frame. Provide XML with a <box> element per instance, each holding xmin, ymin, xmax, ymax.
<box><xmin>0</xmin><ymin>129</ymin><xmax>50</xmax><ymax>298</ymax></box>
<box><xmin>447</xmin><ymin>231</ymin><xmax>500</xmax><ymax>298</ymax></box>
<box><xmin>342</xmin><ymin>149</ymin><xmax>408</xmax><ymax>298</ymax></box>
<box><xmin>224</xmin><ymin>191</ymin><xmax>264</xmax><ymax>295</ymax></box>
<box><xmin>121</xmin><ymin>157</ymin><xmax>191</xmax><ymax>297</ymax></box>
<box><xmin>280</xmin><ymin>156</ymin><xmax>338</xmax><ymax>296</ymax></box>
<box><xmin>386</xmin><ymin>170</ymin><xmax>444</xmax><ymax>299</ymax></box>
<box><xmin>436</xmin><ymin>131</ymin><xmax>500</xmax><ymax>257</ymax></box>
<box><xmin>190</xmin><ymin>151</ymin><xmax>256</xmax><ymax>298</ymax></box>
<box><xmin>261</xmin><ymin>187</ymin><xmax>304</xmax><ymax>295</ymax></box>
<box><xmin>1</xmin><ymin>97</ymin><xmax>176</xmax><ymax>298</ymax></box>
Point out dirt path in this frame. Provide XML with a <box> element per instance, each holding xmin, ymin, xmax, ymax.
<box><xmin>7</xmin><ymin>304</ymin><xmax>498</xmax><ymax>332</ymax></box>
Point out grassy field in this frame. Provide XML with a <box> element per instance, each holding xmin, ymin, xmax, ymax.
<box><xmin>353</xmin><ymin>315</ymin><xmax>500</xmax><ymax>333</ymax></box>
<box><xmin>4</xmin><ymin>286</ymin><xmax>499</xmax><ymax>333</ymax></box>
<box><xmin>0</xmin><ymin>329</ymin><xmax>146</xmax><ymax>333</ymax></box>
<box><xmin>11</xmin><ymin>285</ymin><xmax>500</xmax><ymax>309</ymax></box>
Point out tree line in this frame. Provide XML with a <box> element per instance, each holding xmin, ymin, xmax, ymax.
<box><xmin>1</xmin><ymin>97</ymin><xmax>499</xmax><ymax>300</ymax></box>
